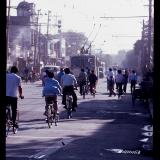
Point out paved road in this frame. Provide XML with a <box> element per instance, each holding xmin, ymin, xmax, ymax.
<box><xmin>6</xmin><ymin>78</ymin><xmax>153</xmax><ymax>160</ymax></box>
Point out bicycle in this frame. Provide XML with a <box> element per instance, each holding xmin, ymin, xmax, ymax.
<box><xmin>66</xmin><ymin>93</ymin><xmax>73</xmax><ymax>119</ymax></box>
<box><xmin>6</xmin><ymin>105</ymin><xmax>19</xmax><ymax>137</ymax></box>
<box><xmin>45</xmin><ymin>96</ymin><xmax>59</xmax><ymax>128</ymax></box>
<box><xmin>82</xmin><ymin>84</ymin><xmax>86</xmax><ymax>99</ymax></box>
<box><xmin>90</xmin><ymin>83</ymin><xmax>96</xmax><ymax>98</ymax></box>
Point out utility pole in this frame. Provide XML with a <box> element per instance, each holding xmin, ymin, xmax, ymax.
<box><xmin>46</xmin><ymin>10</ymin><xmax>51</xmax><ymax>64</ymax></box>
<box><xmin>141</xmin><ymin>20</ymin><xmax>146</xmax><ymax>75</ymax></box>
<box><xmin>6</xmin><ymin>0</ymin><xmax>11</xmax><ymax>61</ymax></box>
<box><xmin>34</xmin><ymin>9</ymin><xmax>41</xmax><ymax>68</ymax></box>
<box><xmin>148</xmin><ymin>0</ymin><xmax>152</xmax><ymax>71</ymax></box>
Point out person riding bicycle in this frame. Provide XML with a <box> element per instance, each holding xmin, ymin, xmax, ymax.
<box><xmin>42</xmin><ymin>71</ymin><xmax>62</xmax><ymax>115</ymax></box>
<box><xmin>6</xmin><ymin>66</ymin><xmax>24</xmax><ymax>131</ymax></box>
<box><xmin>88</xmin><ymin>70</ymin><xmax>98</xmax><ymax>94</ymax></box>
<box><xmin>115</xmin><ymin>69</ymin><xmax>124</xmax><ymax>97</ymax></box>
<box><xmin>56</xmin><ymin>68</ymin><xmax>65</xmax><ymax>84</ymax></box>
<box><xmin>42</xmin><ymin>70</ymin><xmax>50</xmax><ymax>86</ymax></box>
<box><xmin>78</xmin><ymin>68</ymin><xmax>88</xmax><ymax>95</ymax></box>
<box><xmin>61</xmin><ymin>68</ymin><xmax>78</xmax><ymax>112</ymax></box>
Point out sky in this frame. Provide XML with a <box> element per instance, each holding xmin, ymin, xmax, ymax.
<box><xmin>8</xmin><ymin>0</ymin><xmax>150</xmax><ymax>55</ymax></box>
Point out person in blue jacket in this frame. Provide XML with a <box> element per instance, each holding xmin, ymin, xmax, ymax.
<box><xmin>42</xmin><ymin>71</ymin><xmax>62</xmax><ymax>115</ymax></box>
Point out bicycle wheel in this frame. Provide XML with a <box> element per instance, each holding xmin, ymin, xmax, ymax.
<box><xmin>6</xmin><ymin>108</ymin><xmax>12</xmax><ymax>137</ymax></box>
<box><xmin>47</xmin><ymin>105</ymin><xmax>53</xmax><ymax>128</ymax></box>
<box><xmin>92</xmin><ymin>87</ymin><xmax>95</xmax><ymax>98</ymax></box>
<box><xmin>54</xmin><ymin>112</ymin><xmax>59</xmax><ymax>126</ymax></box>
<box><xmin>66</xmin><ymin>97</ymin><xmax>72</xmax><ymax>119</ymax></box>
<box><xmin>67</xmin><ymin>108</ymin><xmax>72</xmax><ymax>119</ymax></box>
<box><xmin>82</xmin><ymin>85</ymin><xmax>85</xmax><ymax>99</ymax></box>
<box><xmin>13</xmin><ymin>110</ymin><xmax>19</xmax><ymax>134</ymax></box>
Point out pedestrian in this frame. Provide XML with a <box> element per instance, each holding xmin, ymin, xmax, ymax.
<box><xmin>106</xmin><ymin>68</ymin><xmax>114</xmax><ymax>92</ymax></box>
<box><xmin>129</xmin><ymin>70</ymin><xmax>137</xmax><ymax>93</ymax></box>
<box><xmin>108</xmin><ymin>75</ymin><xmax>116</xmax><ymax>97</ymax></box>
<box><xmin>123</xmin><ymin>69</ymin><xmax>129</xmax><ymax>93</ymax></box>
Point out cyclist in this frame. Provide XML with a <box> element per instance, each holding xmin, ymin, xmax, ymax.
<box><xmin>42</xmin><ymin>70</ymin><xmax>49</xmax><ymax>86</ymax></box>
<box><xmin>122</xmin><ymin>69</ymin><xmax>129</xmax><ymax>93</ymax></box>
<box><xmin>108</xmin><ymin>76</ymin><xmax>116</xmax><ymax>97</ymax></box>
<box><xmin>61</xmin><ymin>68</ymin><xmax>78</xmax><ymax>112</ymax></box>
<box><xmin>78</xmin><ymin>68</ymin><xmax>88</xmax><ymax>95</ymax></box>
<box><xmin>88</xmin><ymin>70</ymin><xmax>98</xmax><ymax>94</ymax></box>
<box><xmin>56</xmin><ymin>68</ymin><xmax>65</xmax><ymax>84</ymax></box>
<box><xmin>6</xmin><ymin>66</ymin><xmax>24</xmax><ymax>131</ymax></box>
<box><xmin>42</xmin><ymin>71</ymin><xmax>62</xmax><ymax>115</ymax></box>
<box><xmin>115</xmin><ymin>69</ymin><xmax>124</xmax><ymax>98</ymax></box>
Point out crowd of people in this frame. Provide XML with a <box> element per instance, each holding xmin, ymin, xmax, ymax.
<box><xmin>6</xmin><ymin>65</ymin><xmax>153</xmax><ymax>134</ymax></box>
<box><xmin>106</xmin><ymin>67</ymin><xmax>138</xmax><ymax>98</ymax></box>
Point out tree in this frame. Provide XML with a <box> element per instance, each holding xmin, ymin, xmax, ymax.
<box><xmin>122</xmin><ymin>49</ymin><xmax>138</xmax><ymax>70</ymax></box>
<box><xmin>62</xmin><ymin>31</ymin><xmax>89</xmax><ymax>56</ymax></box>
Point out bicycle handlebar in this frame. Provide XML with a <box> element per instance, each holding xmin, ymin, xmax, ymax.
<box><xmin>19</xmin><ymin>95</ymin><xmax>24</xmax><ymax>99</ymax></box>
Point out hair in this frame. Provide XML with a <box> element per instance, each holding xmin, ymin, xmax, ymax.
<box><xmin>11</xmin><ymin>66</ymin><xmax>18</xmax><ymax>73</ymax></box>
<box><xmin>81</xmin><ymin>68</ymin><xmax>84</xmax><ymax>72</ymax></box>
<box><xmin>47</xmin><ymin>71</ymin><xmax>54</xmax><ymax>78</ymax></box>
<box><xmin>132</xmin><ymin>70</ymin><xmax>135</xmax><ymax>73</ymax></box>
<box><xmin>91</xmin><ymin>70</ymin><xmax>94</xmax><ymax>73</ymax></box>
<box><xmin>117</xmin><ymin>69</ymin><xmax>122</xmax><ymax>74</ymax></box>
<box><xmin>109</xmin><ymin>68</ymin><xmax>112</xmax><ymax>71</ymax></box>
<box><xmin>64</xmin><ymin>68</ymin><xmax>70</xmax><ymax>74</ymax></box>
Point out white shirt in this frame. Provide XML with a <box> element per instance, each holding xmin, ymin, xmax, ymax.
<box><xmin>107</xmin><ymin>71</ymin><xmax>114</xmax><ymax>80</ymax></box>
<box><xmin>6</xmin><ymin>73</ymin><xmax>22</xmax><ymax>97</ymax></box>
<box><xmin>61</xmin><ymin>74</ymin><xmax>77</xmax><ymax>87</ymax></box>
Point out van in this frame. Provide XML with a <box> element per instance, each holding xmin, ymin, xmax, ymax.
<box><xmin>41</xmin><ymin>65</ymin><xmax>60</xmax><ymax>78</ymax></box>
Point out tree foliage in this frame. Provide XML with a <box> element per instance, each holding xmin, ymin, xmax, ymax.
<box><xmin>62</xmin><ymin>31</ymin><xmax>89</xmax><ymax>56</ymax></box>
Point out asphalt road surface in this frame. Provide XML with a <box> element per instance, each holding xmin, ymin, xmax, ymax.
<box><xmin>6</xmin><ymin>78</ymin><xmax>153</xmax><ymax>160</ymax></box>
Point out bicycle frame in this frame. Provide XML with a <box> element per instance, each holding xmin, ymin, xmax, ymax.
<box><xmin>66</xmin><ymin>94</ymin><xmax>73</xmax><ymax>119</ymax></box>
<box><xmin>46</xmin><ymin>101</ymin><xmax>59</xmax><ymax>127</ymax></box>
<box><xmin>6</xmin><ymin>105</ymin><xmax>19</xmax><ymax>136</ymax></box>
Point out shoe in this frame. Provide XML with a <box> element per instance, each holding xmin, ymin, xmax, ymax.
<box><xmin>13</xmin><ymin>123</ymin><xmax>19</xmax><ymax>129</ymax></box>
<box><xmin>13</xmin><ymin>127</ymin><xmax>18</xmax><ymax>134</ymax></box>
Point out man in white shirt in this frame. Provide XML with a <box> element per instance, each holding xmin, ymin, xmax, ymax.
<box><xmin>6</xmin><ymin>66</ymin><xmax>24</xmax><ymax>130</ymax></box>
<box><xmin>61</xmin><ymin>68</ymin><xmax>77</xmax><ymax>111</ymax></box>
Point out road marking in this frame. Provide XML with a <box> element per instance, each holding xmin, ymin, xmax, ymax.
<box><xmin>6</xmin><ymin>155</ymin><xmax>30</xmax><ymax>158</ymax></box>
<box><xmin>104</xmin><ymin>148</ymin><xmax>141</xmax><ymax>155</ymax></box>
<box><xmin>28</xmin><ymin>137</ymin><xmax>75</xmax><ymax>159</ymax></box>
<box><xmin>6</xmin><ymin>135</ymin><xmax>68</xmax><ymax>139</ymax></box>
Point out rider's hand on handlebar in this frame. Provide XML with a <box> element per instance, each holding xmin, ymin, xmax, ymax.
<box><xmin>19</xmin><ymin>95</ymin><xmax>24</xmax><ymax>99</ymax></box>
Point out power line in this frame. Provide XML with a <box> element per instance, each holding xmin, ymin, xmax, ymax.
<box><xmin>100</xmin><ymin>16</ymin><xmax>148</xmax><ymax>19</ymax></box>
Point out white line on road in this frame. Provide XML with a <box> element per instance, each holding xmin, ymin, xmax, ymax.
<box><xmin>28</xmin><ymin>138</ymin><xmax>75</xmax><ymax>159</ymax></box>
<box><xmin>6</xmin><ymin>135</ymin><xmax>65</xmax><ymax>139</ymax></box>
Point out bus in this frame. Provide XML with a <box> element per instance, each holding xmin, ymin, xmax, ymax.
<box><xmin>70</xmin><ymin>55</ymin><xmax>99</xmax><ymax>79</ymax></box>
